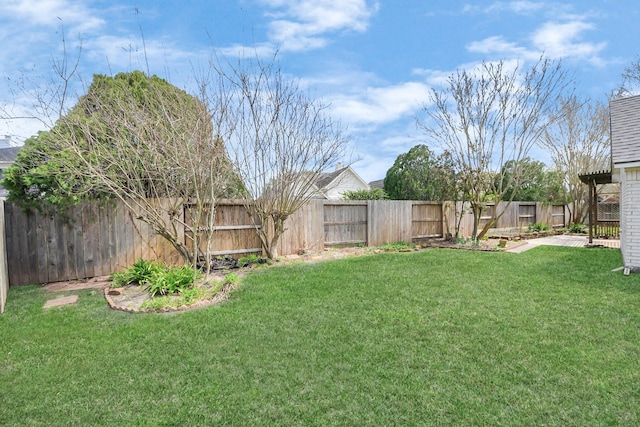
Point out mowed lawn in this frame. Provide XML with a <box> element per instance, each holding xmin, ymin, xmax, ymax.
<box><xmin>2</xmin><ymin>246</ymin><xmax>640</xmax><ymax>426</ymax></box>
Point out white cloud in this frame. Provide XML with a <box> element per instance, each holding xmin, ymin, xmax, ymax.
<box><xmin>464</xmin><ymin>17</ymin><xmax>606</xmax><ymax>65</ymax></box>
<box><xmin>84</xmin><ymin>35</ymin><xmax>200</xmax><ymax>75</ymax></box>
<box><xmin>466</xmin><ymin>36</ymin><xmax>531</xmax><ymax>58</ymax></box>
<box><xmin>256</xmin><ymin>0</ymin><xmax>379</xmax><ymax>52</ymax></box>
<box><xmin>531</xmin><ymin>21</ymin><xmax>606</xmax><ymax>63</ymax></box>
<box><xmin>483</xmin><ymin>1</ymin><xmax>546</xmax><ymax>15</ymax></box>
<box><xmin>0</xmin><ymin>0</ymin><xmax>104</xmax><ymax>32</ymax></box>
<box><xmin>330</xmin><ymin>81</ymin><xmax>431</xmax><ymax>125</ymax></box>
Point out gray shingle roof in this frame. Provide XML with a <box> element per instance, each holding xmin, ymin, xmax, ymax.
<box><xmin>315</xmin><ymin>167</ymin><xmax>347</xmax><ymax>190</ymax></box>
<box><xmin>0</xmin><ymin>146</ymin><xmax>20</xmax><ymax>162</ymax></box>
<box><xmin>368</xmin><ymin>179</ymin><xmax>384</xmax><ymax>189</ymax></box>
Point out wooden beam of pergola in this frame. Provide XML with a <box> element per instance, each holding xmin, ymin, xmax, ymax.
<box><xmin>578</xmin><ymin>170</ymin><xmax>612</xmax><ymax>244</ymax></box>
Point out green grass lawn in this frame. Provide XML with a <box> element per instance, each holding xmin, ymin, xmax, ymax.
<box><xmin>2</xmin><ymin>246</ymin><xmax>640</xmax><ymax>426</ymax></box>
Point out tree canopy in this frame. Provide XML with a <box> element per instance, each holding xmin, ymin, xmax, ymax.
<box><xmin>4</xmin><ymin>71</ymin><xmax>242</xmax><ymax>211</ymax></box>
<box><xmin>497</xmin><ymin>158</ymin><xmax>566</xmax><ymax>203</ymax></box>
<box><xmin>383</xmin><ymin>144</ymin><xmax>457</xmax><ymax>201</ymax></box>
<box><xmin>3</xmin><ymin>70</ymin><xmax>244</xmax><ymax>271</ymax></box>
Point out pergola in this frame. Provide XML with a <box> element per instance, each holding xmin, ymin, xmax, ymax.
<box><xmin>578</xmin><ymin>170</ymin><xmax>613</xmax><ymax>244</ymax></box>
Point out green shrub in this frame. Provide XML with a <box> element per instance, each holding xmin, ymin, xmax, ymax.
<box><xmin>140</xmin><ymin>295</ymin><xmax>178</xmax><ymax>310</ymax></box>
<box><xmin>111</xmin><ymin>259</ymin><xmax>162</xmax><ymax>287</ymax></box>
<box><xmin>180</xmin><ymin>287</ymin><xmax>207</xmax><ymax>304</ymax></box>
<box><xmin>342</xmin><ymin>188</ymin><xmax>389</xmax><ymax>200</ymax></box>
<box><xmin>528</xmin><ymin>222</ymin><xmax>549</xmax><ymax>232</ymax></box>
<box><xmin>145</xmin><ymin>265</ymin><xmax>199</xmax><ymax>297</ymax></box>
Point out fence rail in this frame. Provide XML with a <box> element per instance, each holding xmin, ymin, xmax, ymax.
<box><xmin>3</xmin><ymin>199</ymin><xmax>566</xmax><ymax>287</ymax></box>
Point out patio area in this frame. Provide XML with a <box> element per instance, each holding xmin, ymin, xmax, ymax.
<box><xmin>507</xmin><ymin>234</ymin><xmax>620</xmax><ymax>253</ymax></box>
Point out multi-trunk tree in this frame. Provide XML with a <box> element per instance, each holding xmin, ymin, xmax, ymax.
<box><xmin>4</xmin><ymin>71</ymin><xmax>242</xmax><ymax>273</ymax></box>
<box><xmin>419</xmin><ymin>57</ymin><xmax>571</xmax><ymax>240</ymax></box>
<box><xmin>539</xmin><ymin>95</ymin><xmax>610</xmax><ymax>225</ymax></box>
<box><xmin>218</xmin><ymin>56</ymin><xmax>349</xmax><ymax>259</ymax></box>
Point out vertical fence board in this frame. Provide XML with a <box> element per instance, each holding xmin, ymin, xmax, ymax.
<box><xmin>80</xmin><ymin>204</ymin><xmax>96</xmax><ymax>278</ymax></box>
<box><xmin>0</xmin><ymin>201</ymin><xmax>8</xmax><ymax>313</ymax></box>
<box><xmin>17</xmin><ymin>206</ymin><xmax>33</xmax><ymax>284</ymax></box>
<box><xmin>45</xmin><ymin>212</ymin><xmax>59</xmax><ymax>283</ymax></box>
<box><xmin>72</xmin><ymin>207</ymin><xmax>87</xmax><ymax>280</ymax></box>
<box><xmin>25</xmin><ymin>210</ymin><xmax>40</xmax><ymax>285</ymax></box>
<box><xmin>63</xmin><ymin>207</ymin><xmax>78</xmax><ymax>280</ymax></box>
<box><xmin>33</xmin><ymin>209</ymin><xmax>49</xmax><ymax>284</ymax></box>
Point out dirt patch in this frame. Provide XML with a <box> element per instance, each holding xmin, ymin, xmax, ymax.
<box><xmin>422</xmin><ymin>237</ymin><xmax>524</xmax><ymax>251</ymax></box>
<box><xmin>104</xmin><ymin>281</ymin><xmax>238</xmax><ymax>313</ymax></box>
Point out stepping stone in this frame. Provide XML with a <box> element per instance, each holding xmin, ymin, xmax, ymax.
<box><xmin>43</xmin><ymin>295</ymin><xmax>79</xmax><ymax>309</ymax></box>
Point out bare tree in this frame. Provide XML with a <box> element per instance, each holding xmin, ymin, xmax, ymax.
<box><xmin>540</xmin><ymin>95</ymin><xmax>610</xmax><ymax>225</ymax></box>
<box><xmin>0</xmin><ymin>23</ymin><xmax>83</xmax><ymax>135</ymax></box>
<box><xmin>617</xmin><ymin>56</ymin><xmax>640</xmax><ymax>98</ymax></box>
<box><xmin>219</xmin><ymin>55</ymin><xmax>349</xmax><ymax>259</ymax></box>
<box><xmin>419</xmin><ymin>57</ymin><xmax>571</xmax><ymax>240</ymax></box>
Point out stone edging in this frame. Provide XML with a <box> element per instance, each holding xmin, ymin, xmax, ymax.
<box><xmin>103</xmin><ymin>283</ymin><xmax>236</xmax><ymax>314</ymax></box>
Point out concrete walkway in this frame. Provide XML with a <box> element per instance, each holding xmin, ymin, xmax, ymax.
<box><xmin>506</xmin><ymin>235</ymin><xmax>620</xmax><ymax>253</ymax></box>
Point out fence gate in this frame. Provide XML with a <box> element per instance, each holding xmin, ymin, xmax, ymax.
<box><xmin>323</xmin><ymin>202</ymin><xmax>368</xmax><ymax>246</ymax></box>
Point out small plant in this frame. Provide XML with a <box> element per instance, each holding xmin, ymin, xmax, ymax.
<box><xmin>379</xmin><ymin>241</ymin><xmax>415</xmax><ymax>252</ymax></box>
<box><xmin>528</xmin><ymin>222</ymin><xmax>549</xmax><ymax>232</ymax></box>
<box><xmin>238</xmin><ymin>253</ymin><xmax>265</xmax><ymax>268</ymax></box>
<box><xmin>145</xmin><ymin>265</ymin><xmax>199</xmax><ymax>297</ymax></box>
<box><xmin>180</xmin><ymin>287</ymin><xmax>206</xmax><ymax>305</ymax></box>
<box><xmin>223</xmin><ymin>273</ymin><xmax>240</xmax><ymax>286</ymax></box>
<box><xmin>140</xmin><ymin>295</ymin><xmax>179</xmax><ymax>310</ymax></box>
<box><xmin>568</xmin><ymin>222</ymin><xmax>587</xmax><ymax>234</ymax></box>
<box><xmin>455</xmin><ymin>236</ymin><xmax>479</xmax><ymax>246</ymax></box>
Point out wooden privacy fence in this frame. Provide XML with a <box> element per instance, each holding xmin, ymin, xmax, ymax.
<box><xmin>4</xmin><ymin>201</ymin><xmax>181</xmax><ymax>287</ymax></box>
<box><xmin>322</xmin><ymin>201</ymin><xmax>443</xmax><ymax>247</ymax></box>
<box><xmin>459</xmin><ymin>201</ymin><xmax>566</xmax><ymax>235</ymax></box>
<box><xmin>3</xmin><ymin>199</ymin><xmax>565</xmax><ymax>287</ymax></box>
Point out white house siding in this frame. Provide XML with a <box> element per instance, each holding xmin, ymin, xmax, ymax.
<box><xmin>621</xmin><ymin>167</ymin><xmax>640</xmax><ymax>271</ymax></box>
<box><xmin>324</xmin><ymin>170</ymin><xmax>369</xmax><ymax>200</ymax></box>
<box><xmin>611</xmin><ymin>95</ymin><xmax>640</xmax><ymax>166</ymax></box>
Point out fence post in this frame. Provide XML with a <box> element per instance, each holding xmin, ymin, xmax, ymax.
<box><xmin>366</xmin><ymin>200</ymin><xmax>373</xmax><ymax>247</ymax></box>
<box><xmin>0</xmin><ymin>200</ymin><xmax>8</xmax><ymax>314</ymax></box>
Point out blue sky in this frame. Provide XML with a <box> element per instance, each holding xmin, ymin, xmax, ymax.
<box><xmin>1</xmin><ymin>0</ymin><xmax>639</xmax><ymax>182</ymax></box>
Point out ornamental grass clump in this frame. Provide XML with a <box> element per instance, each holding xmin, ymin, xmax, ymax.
<box><xmin>111</xmin><ymin>259</ymin><xmax>199</xmax><ymax>297</ymax></box>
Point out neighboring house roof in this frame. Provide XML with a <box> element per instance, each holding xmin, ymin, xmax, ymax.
<box><xmin>611</xmin><ymin>94</ymin><xmax>640</xmax><ymax>166</ymax></box>
<box><xmin>0</xmin><ymin>146</ymin><xmax>20</xmax><ymax>163</ymax></box>
<box><xmin>313</xmin><ymin>165</ymin><xmax>370</xmax><ymax>199</ymax></box>
<box><xmin>368</xmin><ymin>179</ymin><xmax>384</xmax><ymax>189</ymax></box>
<box><xmin>315</xmin><ymin>167</ymin><xmax>346</xmax><ymax>190</ymax></box>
